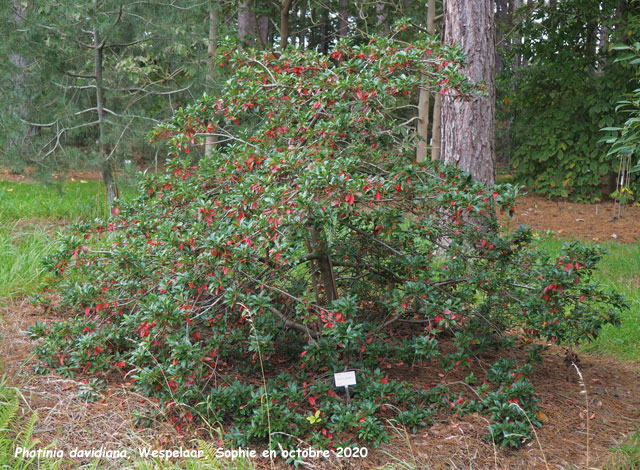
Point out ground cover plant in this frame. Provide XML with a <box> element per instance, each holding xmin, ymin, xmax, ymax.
<box><xmin>28</xmin><ymin>36</ymin><xmax>628</xmax><ymax>455</ymax></box>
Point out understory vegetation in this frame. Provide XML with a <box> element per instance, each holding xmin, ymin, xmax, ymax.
<box><xmin>21</xmin><ymin>39</ymin><xmax>628</xmax><ymax>453</ymax></box>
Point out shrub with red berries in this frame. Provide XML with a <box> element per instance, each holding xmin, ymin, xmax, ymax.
<box><xmin>29</xmin><ymin>36</ymin><xmax>626</xmax><ymax>452</ymax></box>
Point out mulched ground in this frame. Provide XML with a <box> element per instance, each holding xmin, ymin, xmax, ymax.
<box><xmin>503</xmin><ymin>194</ymin><xmax>640</xmax><ymax>243</ymax></box>
<box><xmin>0</xmin><ymin>165</ymin><xmax>103</xmax><ymax>183</ymax></box>
<box><xmin>2</xmin><ymin>299</ymin><xmax>639</xmax><ymax>470</ymax></box>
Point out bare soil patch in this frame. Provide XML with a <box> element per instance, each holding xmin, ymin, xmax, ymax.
<box><xmin>503</xmin><ymin>194</ymin><xmax>640</xmax><ymax>243</ymax></box>
<box><xmin>2</xmin><ymin>300</ymin><xmax>639</xmax><ymax>470</ymax></box>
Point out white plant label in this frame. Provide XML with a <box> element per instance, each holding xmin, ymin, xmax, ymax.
<box><xmin>334</xmin><ymin>371</ymin><xmax>357</xmax><ymax>388</ymax></box>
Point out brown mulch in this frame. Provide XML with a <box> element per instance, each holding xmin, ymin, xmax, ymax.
<box><xmin>503</xmin><ymin>194</ymin><xmax>640</xmax><ymax>243</ymax></box>
<box><xmin>2</xmin><ymin>299</ymin><xmax>639</xmax><ymax>470</ymax></box>
<box><xmin>0</xmin><ymin>300</ymin><xmax>179</xmax><ymax>468</ymax></box>
<box><xmin>0</xmin><ymin>165</ymin><xmax>102</xmax><ymax>183</ymax></box>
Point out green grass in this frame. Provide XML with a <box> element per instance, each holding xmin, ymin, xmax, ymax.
<box><xmin>0</xmin><ymin>222</ymin><xmax>61</xmax><ymax>299</ymax></box>
<box><xmin>532</xmin><ymin>234</ymin><xmax>640</xmax><ymax>362</ymax></box>
<box><xmin>0</xmin><ymin>179</ymin><xmax>135</xmax><ymax>301</ymax></box>
<box><xmin>0</xmin><ymin>180</ymin><xmax>107</xmax><ymax>221</ymax></box>
<box><xmin>605</xmin><ymin>429</ymin><xmax>640</xmax><ymax>470</ymax></box>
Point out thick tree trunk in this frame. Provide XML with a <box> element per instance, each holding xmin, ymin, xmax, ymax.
<box><xmin>238</xmin><ymin>0</ymin><xmax>256</xmax><ymax>47</ymax></box>
<box><xmin>205</xmin><ymin>0</ymin><xmax>219</xmax><ymax>157</ymax></box>
<box><xmin>441</xmin><ymin>0</ymin><xmax>496</xmax><ymax>185</ymax></box>
<box><xmin>338</xmin><ymin>0</ymin><xmax>349</xmax><ymax>38</ymax></box>
<box><xmin>93</xmin><ymin>0</ymin><xmax>118</xmax><ymax>209</ymax></box>
<box><xmin>258</xmin><ymin>16</ymin><xmax>270</xmax><ymax>48</ymax></box>
<box><xmin>280</xmin><ymin>0</ymin><xmax>293</xmax><ymax>49</ymax></box>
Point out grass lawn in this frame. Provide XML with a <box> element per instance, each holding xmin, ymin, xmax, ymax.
<box><xmin>0</xmin><ymin>180</ymin><xmax>134</xmax><ymax>300</ymax></box>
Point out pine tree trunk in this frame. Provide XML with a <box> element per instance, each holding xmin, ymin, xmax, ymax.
<box><xmin>205</xmin><ymin>0</ymin><xmax>219</xmax><ymax>157</ymax></box>
<box><xmin>441</xmin><ymin>0</ymin><xmax>496</xmax><ymax>185</ymax></box>
<box><xmin>93</xmin><ymin>0</ymin><xmax>118</xmax><ymax>209</ymax></box>
<box><xmin>280</xmin><ymin>0</ymin><xmax>293</xmax><ymax>49</ymax></box>
<box><xmin>238</xmin><ymin>0</ymin><xmax>256</xmax><ymax>47</ymax></box>
<box><xmin>416</xmin><ymin>0</ymin><xmax>437</xmax><ymax>162</ymax></box>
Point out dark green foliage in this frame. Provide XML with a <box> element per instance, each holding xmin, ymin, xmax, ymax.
<box><xmin>29</xmin><ymin>38</ymin><xmax>626</xmax><ymax>451</ymax></box>
<box><xmin>500</xmin><ymin>0</ymin><xmax>640</xmax><ymax>200</ymax></box>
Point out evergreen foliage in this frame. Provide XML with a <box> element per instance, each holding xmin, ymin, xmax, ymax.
<box><xmin>28</xmin><ymin>38</ymin><xmax>627</xmax><ymax>451</ymax></box>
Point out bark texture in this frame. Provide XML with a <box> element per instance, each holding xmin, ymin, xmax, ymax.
<box><xmin>416</xmin><ymin>0</ymin><xmax>437</xmax><ymax>162</ymax></box>
<box><xmin>441</xmin><ymin>0</ymin><xmax>496</xmax><ymax>185</ymax></box>
<box><xmin>238</xmin><ymin>0</ymin><xmax>256</xmax><ymax>47</ymax></box>
<box><xmin>205</xmin><ymin>0</ymin><xmax>219</xmax><ymax>156</ymax></box>
<box><xmin>280</xmin><ymin>0</ymin><xmax>293</xmax><ymax>49</ymax></box>
<box><xmin>93</xmin><ymin>0</ymin><xmax>119</xmax><ymax>208</ymax></box>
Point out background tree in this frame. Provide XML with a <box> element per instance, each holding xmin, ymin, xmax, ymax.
<box><xmin>0</xmin><ymin>0</ymin><xmax>222</xmax><ymax>207</ymax></box>
<box><xmin>441</xmin><ymin>0</ymin><xmax>496</xmax><ymax>185</ymax></box>
<box><xmin>498</xmin><ymin>0</ymin><xmax>640</xmax><ymax>200</ymax></box>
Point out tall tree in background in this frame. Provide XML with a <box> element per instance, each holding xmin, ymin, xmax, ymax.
<box><xmin>205</xmin><ymin>0</ymin><xmax>220</xmax><ymax>156</ymax></box>
<box><xmin>441</xmin><ymin>0</ymin><xmax>496</xmax><ymax>184</ymax></box>
<box><xmin>1</xmin><ymin>1</ymin><xmax>212</xmax><ymax>209</ymax></box>
<box><xmin>503</xmin><ymin>0</ymin><xmax>640</xmax><ymax>199</ymax></box>
<box><xmin>416</xmin><ymin>0</ymin><xmax>438</xmax><ymax>162</ymax></box>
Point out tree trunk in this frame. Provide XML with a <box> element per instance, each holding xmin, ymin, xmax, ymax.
<box><xmin>298</xmin><ymin>7</ymin><xmax>307</xmax><ymax>47</ymax></box>
<box><xmin>280</xmin><ymin>0</ymin><xmax>293</xmax><ymax>49</ymax></box>
<box><xmin>320</xmin><ymin>9</ymin><xmax>330</xmax><ymax>54</ymax></box>
<box><xmin>375</xmin><ymin>0</ymin><xmax>388</xmax><ymax>36</ymax></box>
<box><xmin>441</xmin><ymin>0</ymin><xmax>496</xmax><ymax>185</ymax></box>
<box><xmin>205</xmin><ymin>0</ymin><xmax>219</xmax><ymax>157</ymax></box>
<box><xmin>416</xmin><ymin>85</ymin><xmax>430</xmax><ymax>162</ymax></box>
<box><xmin>510</xmin><ymin>0</ymin><xmax>523</xmax><ymax>67</ymax></box>
<box><xmin>431</xmin><ymin>93</ymin><xmax>441</xmax><ymax>161</ymax></box>
<box><xmin>238</xmin><ymin>0</ymin><xmax>256</xmax><ymax>47</ymax></box>
<box><xmin>258</xmin><ymin>15</ymin><xmax>270</xmax><ymax>48</ymax></box>
<box><xmin>338</xmin><ymin>0</ymin><xmax>349</xmax><ymax>38</ymax></box>
<box><xmin>416</xmin><ymin>0</ymin><xmax>437</xmax><ymax>162</ymax></box>
<box><xmin>309</xmin><ymin>227</ymin><xmax>338</xmax><ymax>304</ymax></box>
<box><xmin>93</xmin><ymin>0</ymin><xmax>118</xmax><ymax>209</ymax></box>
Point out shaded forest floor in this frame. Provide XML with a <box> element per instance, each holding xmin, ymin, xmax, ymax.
<box><xmin>503</xmin><ymin>194</ymin><xmax>640</xmax><ymax>244</ymax></box>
